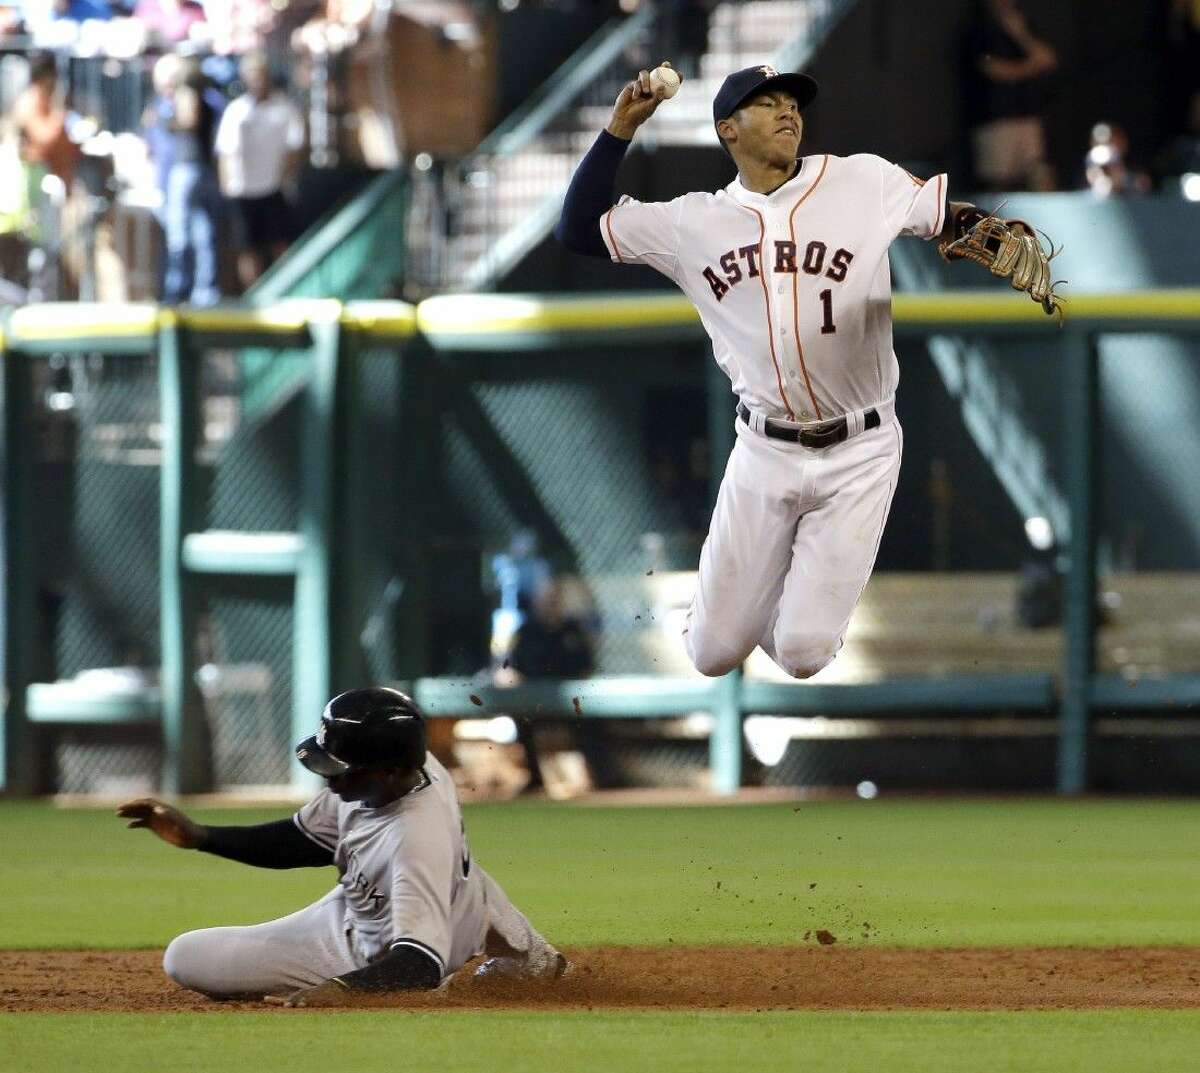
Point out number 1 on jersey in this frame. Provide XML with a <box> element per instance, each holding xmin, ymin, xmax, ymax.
<box><xmin>819</xmin><ymin>288</ymin><xmax>837</xmax><ymax>335</ymax></box>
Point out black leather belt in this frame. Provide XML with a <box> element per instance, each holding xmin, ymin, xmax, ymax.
<box><xmin>737</xmin><ymin>403</ymin><xmax>880</xmax><ymax>448</ymax></box>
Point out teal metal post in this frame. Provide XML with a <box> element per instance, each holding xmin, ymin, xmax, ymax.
<box><xmin>2</xmin><ymin>343</ymin><xmax>36</xmax><ymax>793</ymax></box>
<box><xmin>1058</xmin><ymin>331</ymin><xmax>1098</xmax><ymax>794</ymax></box>
<box><xmin>292</xmin><ymin>316</ymin><xmax>344</xmax><ymax>790</ymax></box>
<box><xmin>158</xmin><ymin>316</ymin><xmax>211</xmax><ymax>793</ymax></box>
<box><xmin>705</xmin><ymin>357</ymin><xmax>742</xmax><ymax>793</ymax></box>
<box><xmin>711</xmin><ymin>668</ymin><xmax>743</xmax><ymax>794</ymax></box>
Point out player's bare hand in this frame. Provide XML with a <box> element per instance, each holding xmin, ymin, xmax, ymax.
<box><xmin>607</xmin><ymin>61</ymin><xmax>680</xmax><ymax>140</ymax></box>
<box><xmin>116</xmin><ymin>798</ymin><xmax>206</xmax><ymax>849</ymax></box>
<box><xmin>264</xmin><ymin>980</ymin><xmax>353</xmax><ymax>1008</ymax></box>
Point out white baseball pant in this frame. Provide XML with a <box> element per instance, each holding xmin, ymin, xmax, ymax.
<box><xmin>162</xmin><ymin>866</ymin><xmax>551</xmax><ymax>997</ymax></box>
<box><xmin>683</xmin><ymin>411</ymin><xmax>902</xmax><ymax>679</ymax></box>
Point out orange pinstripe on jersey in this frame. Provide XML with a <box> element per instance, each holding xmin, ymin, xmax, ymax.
<box><xmin>603</xmin><ymin>208</ymin><xmax>625</xmax><ymax>263</ymax></box>
<box><xmin>787</xmin><ymin>154</ymin><xmax>831</xmax><ymax>421</ymax></box>
<box><xmin>737</xmin><ymin>203</ymin><xmax>796</xmax><ymax>421</ymax></box>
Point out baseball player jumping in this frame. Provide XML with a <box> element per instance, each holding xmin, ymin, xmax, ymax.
<box><xmin>556</xmin><ymin>63</ymin><xmax>1059</xmax><ymax>680</ymax></box>
<box><xmin>118</xmin><ymin>688</ymin><xmax>567</xmax><ymax>1006</ymax></box>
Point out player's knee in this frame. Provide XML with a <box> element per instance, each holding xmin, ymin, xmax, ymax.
<box><xmin>163</xmin><ymin>931</ymin><xmax>211</xmax><ymax>992</ymax></box>
<box><xmin>773</xmin><ymin>630</ymin><xmax>839</xmax><ymax>680</ymax></box>
<box><xmin>691</xmin><ymin>650</ymin><xmax>744</xmax><ymax>678</ymax></box>
<box><xmin>686</xmin><ymin>634</ymin><xmax>749</xmax><ymax>678</ymax></box>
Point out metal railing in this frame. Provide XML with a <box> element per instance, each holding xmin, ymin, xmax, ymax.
<box><xmin>239</xmin><ymin>170</ymin><xmax>409</xmax><ymax>421</ymax></box>
<box><xmin>0</xmin><ymin>43</ymin><xmax>153</xmax><ymax>137</ymax></box>
<box><xmin>406</xmin><ymin>4</ymin><xmax>657</xmax><ymax>293</ymax></box>
<box><xmin>5</xmin><ymin>289</ymin><xmax>1200</xmax><ymax>796</ymax></box>
<box><xmin>408</xmin><ymin>0</ymin><xmax>861</xmax><ymax>294</ymax></box>
<box><xmin>1</xmin><ymin>300</ymin><xmax>419</xmax><ymax>794</ymax></box>
<box><xmin>889</xmin><ymin>241</ymin><xmax>1070</xmax><ymax>553</ymax></box>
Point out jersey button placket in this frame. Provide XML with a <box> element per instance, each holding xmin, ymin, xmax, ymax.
<box><xmin>770</xmin><ymin>232</ymin><xmax>789</xmax><ymax>341</ymax></box>
<box><xmin>774</xmin><ymin>213</ymin><xmax>805</xmax><ymax>413</ymax></box>
<box><xmin>768</xmin><ymin>214</ymin><xmax>799</xmax><ymax>417</ymax></box>
<box><xmin>770</xmin><ymin>221</ymin><xmax>793</xmax><ymax>388</ymax></box>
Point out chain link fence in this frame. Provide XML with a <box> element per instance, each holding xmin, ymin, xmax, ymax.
<box><xmin>30</xmin><ymin>345</ymin><xmax>303</xmax><ymax>791</ymax></box>
<box><xmin>433</xmin><ymin>348</ymin><xmax>712</xmax><ymax>678</ymax></box>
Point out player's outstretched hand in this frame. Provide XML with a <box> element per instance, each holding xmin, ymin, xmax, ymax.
<box><xmin>116</xmin><ymin>798</ymin><xmax>206</xmax><ymax>849</ymax></box>
<box><xmin>607</xmin><ymin>61</ymin><xmax>680</xmax><ymax>140</ymax></box>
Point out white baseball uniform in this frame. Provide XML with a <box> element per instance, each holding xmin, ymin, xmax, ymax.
<box><xmin>601</xmin><ymin>153</ymin><xmax>947</xmax><ymax>677</ymax></box>
<box><xmin>162</xmin><ymin>754</ymin><xmax>557</xmax><ymax>996</ymax></box>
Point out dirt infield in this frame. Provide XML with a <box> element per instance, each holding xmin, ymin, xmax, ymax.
<box><xmin>3</xmin><ymin>946</ymin><xmax>1199</xmax><ymax>1012</ymax></box>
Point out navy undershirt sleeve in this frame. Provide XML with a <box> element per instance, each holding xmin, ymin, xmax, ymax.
<box><xmin>554</xmin><ymin>129</ymin><xmax>632</xmax><ymax>257</ymax></box>
<box><xmin>200</xmin><ymin>818</ymin><xmax>334</xmax><ymax>869</ymax></box>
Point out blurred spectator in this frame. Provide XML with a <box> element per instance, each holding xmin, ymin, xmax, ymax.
<box><xmin>214</xmin><ymin>50</ymin><xmax>303</xmax><ymax>289</ymax></box>
<box><xmin>12</xmin><ymin>52</ymin><xmax>81</xmax><ymax>236</ymax></box>
<box><xmin>967</xmin><ymin>0</ymin><xmax>1058</xmax><ymax>191</ymax></box>
<box><xmin>134</xmin><ymin>0</ymin><xmax>206</xmax><ymax>45</ymax></box>
<box><xmin>144</xmin><ymin>53</ymin><xmax>226</xmax><ymax>204</ymax></box>
<box><xmin>504</xmin><ymin>576</ymin><xmax>596</xmax><ymax>793</ymax></box>
<box><xmin>161</xmin><ymin>56</ymin><xmax>220</xmax><ymax>304</ymax></box>
<box><xmin>142</xmin><ymin>52</ymin><xmax>181</xmax><ymax>213</ymax></box>
<box><xmin>507</xmin><ymin>577</ymin><xmax>596</xmax><ymax>683</ymax></box>
<box><xmin>489</xmin><ymin>528</ymin><xmax>552</xmax><ymax>662</ymax></box>
<box><xmin>52</xmin><ymin>0</ymin><xmax>113</xmax><ymax>21</ymax></box>
<box><xmin>1083</xmin><ymin>122</ymin><xmax>1151</xmax><ymax>198</ymax></box>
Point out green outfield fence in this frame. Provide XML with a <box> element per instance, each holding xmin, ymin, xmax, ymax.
<box><xmin>4</xmin><ymin>290</ymin><xmax>1200</xmax><ymax>796</ymax></box>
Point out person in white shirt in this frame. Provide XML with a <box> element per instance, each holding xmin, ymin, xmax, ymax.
<box><xmin>214</xmin><ymin>50</ymin><xmax>305</xmax><ymax>289</ymax></box>
<box><xmin>118</xmin><ymin>687</ymin><xmax>568</xmax><ymax>1006</ymax></box>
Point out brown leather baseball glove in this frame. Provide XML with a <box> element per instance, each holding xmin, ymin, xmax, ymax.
<box><xmin>939</xmin><ymin>211</ymin><xmax>1065</xmax><ymax>317</ymax></box>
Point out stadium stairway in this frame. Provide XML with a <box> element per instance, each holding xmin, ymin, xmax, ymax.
<box><xmin>407</xmin><ymin>0</ymin><xmax>862</xmax><ymax>294</ymax></box>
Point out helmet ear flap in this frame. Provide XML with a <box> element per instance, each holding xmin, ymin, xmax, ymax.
<box><xmin>370</xmin><ymin>714</ymin><xmax>426</xmax><ymax>773</ymax></box>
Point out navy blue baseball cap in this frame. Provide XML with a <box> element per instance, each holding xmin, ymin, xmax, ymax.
<box><xmin>712</xmin><ymin>64</ymin><xmax>819</xmax><ymax>125</ymax></box>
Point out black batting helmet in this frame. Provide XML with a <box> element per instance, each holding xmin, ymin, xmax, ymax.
<box><xmin>296</xmin><ymin>687</ymin><xmax>426</xmax><ymax>777</ymax></box>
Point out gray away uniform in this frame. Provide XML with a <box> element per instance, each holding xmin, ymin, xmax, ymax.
<box><xmin>163</xmin><ymin>755</ymin><xmax>557</xmax><ymax>996</ymax></box>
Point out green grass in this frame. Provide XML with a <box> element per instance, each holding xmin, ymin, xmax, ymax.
<box><xmin>0</xmin><ymin>799</ymin><xmax>1198</xmax><ymax>948</ymax></box>
<box><xmin>4</xmin><ymin>799</ymin><xmax>1199</xmax><ymax>1073</ymax></box>
<box><xmin>5</xmin><ymin>1010</ymin><xmax>1200</xmax><ymax>1073</ymax></box>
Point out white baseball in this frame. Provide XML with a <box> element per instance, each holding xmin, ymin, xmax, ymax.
<box><xmin>649</xmin><ymin>65</ymin><xmax>680</xmax><ymax>99</ymax></box>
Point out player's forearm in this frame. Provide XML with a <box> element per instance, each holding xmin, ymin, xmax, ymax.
<box><xmin>606</xmin><ymin>116</ymin><xmax>638</xmax><ymax>141</ymax></box>
<box><xmin>938</xmin><ymin>200</ymin><xmax>979</xmax><ymax>247</ymax></box>
<box><xmin>200</xmin><ymin>818</ymin><xmax>334</xmax><ymax>869</ymax></box>
<box><xmin>554</xmin><ymin>128</ymin><xmax>630</xmax><ymax>257</ymax></box>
